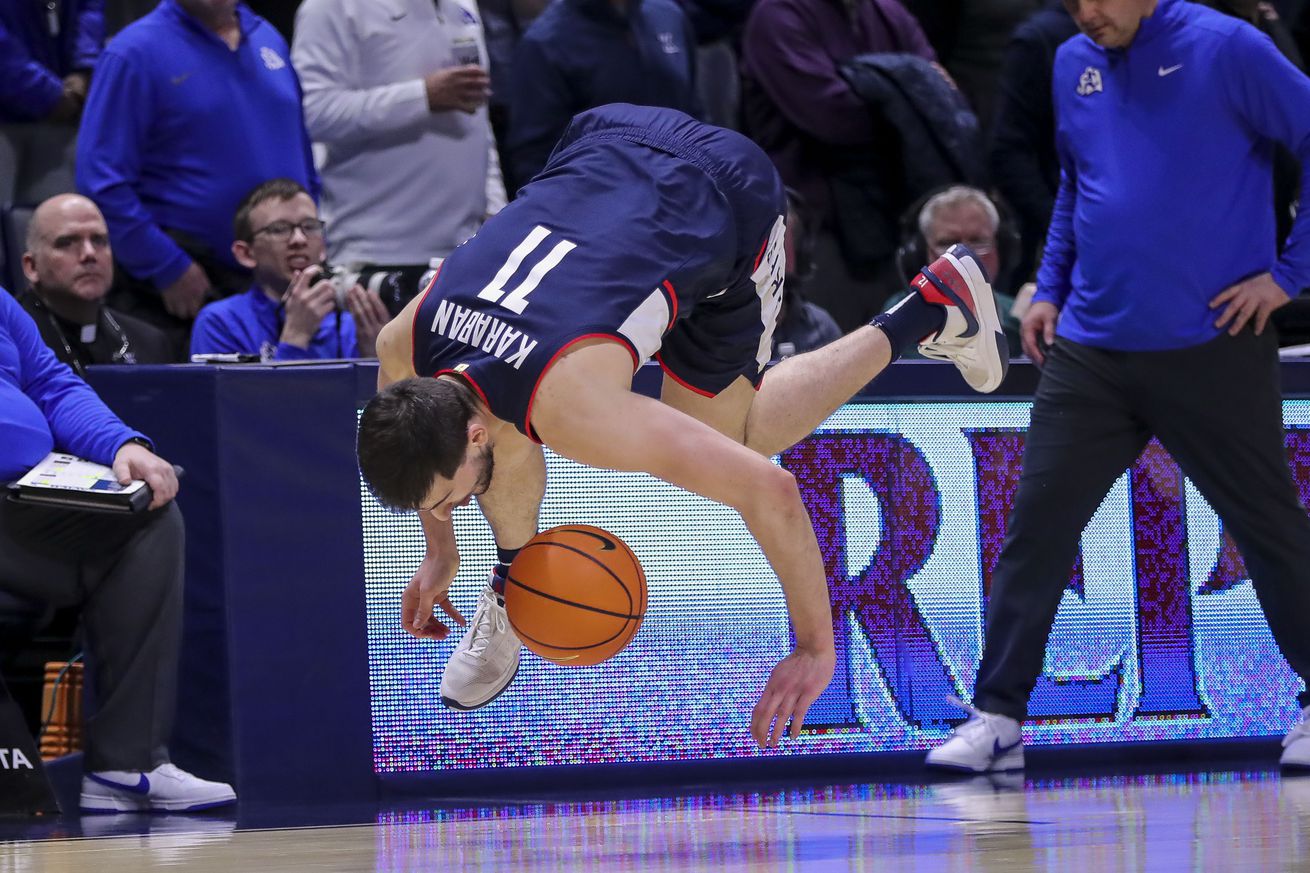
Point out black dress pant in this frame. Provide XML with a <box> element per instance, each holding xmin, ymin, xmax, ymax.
<box><xmin>974</xmin><ymin>330</ymin><xmax>1310</xmax><ymax>720</ymax></box>
<box><xmin>0</xmin><ymin>500</ymin><xmax>184</xmax><ymax>771</ymax></box>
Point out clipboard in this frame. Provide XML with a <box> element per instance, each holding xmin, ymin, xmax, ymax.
<box><xmin>7</xmin><ymin>453</ymin><xmax>152</xmax><ymax>513</ymax></box>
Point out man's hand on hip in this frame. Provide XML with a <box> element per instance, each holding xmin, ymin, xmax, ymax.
<box><xmin>1211</xmin><ymin>272</ymin><xmax>1290</xmax><ymax>336</ymax></box>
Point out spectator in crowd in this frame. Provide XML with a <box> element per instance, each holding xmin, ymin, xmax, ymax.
<box><xmin>190</xmin><ymin>179</ymin><xmax>387</xmax><ymax>361</ymax></box>
<box><xmin>988</xmin><ymin>0</ymin><xmax>1078</xmax><ymax>287</ymax></box>
<box><xmin>478</xmin><ymin>0</ymin><xmax>552</xmax><ymax>192</ymax></box>
<box><xmin>772</xmin><ymin>188</ymin><xmax>841</xmax><ymax>359</ymax></box>
<box><xmin>0</xmin><ymin>0</ymin><xmax>103</xmax><ymax>205</ymax></box>
<box><xmin>292</xmin><ymin>0</ymin><xmax>507</xmax><ymax>317</ymax></box>
<box><xmin>0</xmin><ymin>288</ymin><xmax>236</xmax><ymax>813</ymax></box>
<box><xmin>17</xmin><ymin>194</ymin><xmax>176</xmax><ymax>372</ymax></box>
<box><xmin>927</xmin><ymin>0</ymin><xmax>1310</xmax><ymax>774</ymax></box>
<box><xmin>902</xmin><ymin>0</ymin><xmax>1043</xmax><ymax>134</ymax></box>
<box><xmin>506</xmin><ymin>0</ymin><xmax>699</xmax><ymax>192</ymax></box>
<box><xmin>740</xmin><ymin>0</ymin><xmax>938</xmax><ymax>332</ymax></box>
<box><xmin>881</xmin><ymin>186</ymin><xmax>1024</xmax><ymax>356</ymax></box>
<box><xmin>75</xmin><ymin>0</ymin><xmax>318</xmax><ymax>341</ymax></box>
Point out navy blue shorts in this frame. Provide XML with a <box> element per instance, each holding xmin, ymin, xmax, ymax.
<box><xmin>413</xmin><ymin>105</ymin><xmax>788</xmax><ymax>436</ymax></box>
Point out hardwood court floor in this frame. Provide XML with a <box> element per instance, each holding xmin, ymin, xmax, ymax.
<box><xmin>3</xmin><ymin>771</ymin><xmax>1308</xmax><ymax>872</ymax></box>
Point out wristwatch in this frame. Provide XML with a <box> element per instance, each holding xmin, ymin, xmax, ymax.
<box><xmin>121</xmin><ymin>437</ymin><xmax>153</xmax><ymax>452</ymax></box>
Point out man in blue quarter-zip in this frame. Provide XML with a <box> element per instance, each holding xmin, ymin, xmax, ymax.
<box><xmin>0</xmin><ymin>288</ymin><xmax>236</xmax><ymax>813</ymax></box>
<box><xmin>75</xmin><ymin>0</ymin><xmax>317</xmax><ymax>340</ymax></box>
<box><xmin>927</xmin><ymin>0</ymin><xmax>1310</xmax><ymax>773</ymax></box>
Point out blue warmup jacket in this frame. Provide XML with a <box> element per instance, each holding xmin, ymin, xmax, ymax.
<box><xmin>1036</xmin><ymin>0</ymin><xmax>1310</xmax><ymax>350</ymax></box>
<box><xmin>0</xmin><ymin>0</ymin><xmax>104</xmax><ymax>122</ymax></box>
<box><xmin>506</xmin><ymin>0</ymin><xmax>699</xmax><ymax>189</ymax></box>
<box><xmin>75</xmin><ymin>0</ymin><xmax>318</xmax><ymax>289</ymax></box>
<box><xmin>0</xmin><ymin>289</ymin><xmax>145</xmax><ymax>482</ymax></box>
<box><xmin>190</xmin><ymin>287</ymin><xmax>359</xmax><ymax>361</ymax></box>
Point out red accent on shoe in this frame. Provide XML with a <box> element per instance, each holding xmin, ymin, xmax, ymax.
<box><xmin>925</xmin><ymin>255</ymin><xmax>979</xmax><ymax>315</ymax></box>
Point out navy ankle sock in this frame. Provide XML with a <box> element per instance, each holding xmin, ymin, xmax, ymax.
<box><xmin>870</xmin><ymin>292</ymin><xmax>947</xmax><ymax>360</ymax></box>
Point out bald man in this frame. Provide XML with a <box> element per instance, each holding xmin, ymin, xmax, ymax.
<box><xmin>18</xmin><ymin>194</ymin><xmax>178</xmax><ymax>372</ymax></box>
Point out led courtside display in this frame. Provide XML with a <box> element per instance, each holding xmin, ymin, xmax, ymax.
<box><xmin>363</xmin><ymin>401</ymin><xmax>1310</xmax><ymax>771</ymax></box>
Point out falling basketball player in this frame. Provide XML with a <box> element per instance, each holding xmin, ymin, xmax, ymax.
<box><xmin>356</xmin><ymin>104</ymin><xmax>1008</xmax><ymax>748</ymax></box>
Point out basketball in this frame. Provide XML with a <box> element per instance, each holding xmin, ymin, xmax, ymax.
<box><xmin>503</xmin><ymin>525</ymin><xmax>647</xmax><ymax>666</ymax></box>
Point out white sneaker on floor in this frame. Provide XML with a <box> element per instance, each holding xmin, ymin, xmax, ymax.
<box><xmin>439</xmin><ymin>583</ymin><xmax>522</xmax><ymax>710</ymax></box>
<box><xmin>914</xmin><ymin>244</ymin><xmax>1009</xmax><ymax>394</ymax></box>
<box><xmin>80</xmin><ymin>763</ymin><xmax>236</xmax><ymax>813</ymax></box>
<box><xmin>1281</xmin><ymin>705</ymin><xmax>1310</xmax><ymax>769</ymax></box>
<box><xmin>925</xmin><ymin>697</ymin><xmax>1025</xmax><ymax>773</ymax></box>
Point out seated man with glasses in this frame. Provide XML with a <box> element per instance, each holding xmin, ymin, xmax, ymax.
<box><xmin>18</xmin><ymin>194</ymin><xmax>179</xmax><ymax>367</ymax></box>
<box><xmin>189</xmin><ymin>179</ymin><xmax>390</xmax><ymax>362</ymax></box>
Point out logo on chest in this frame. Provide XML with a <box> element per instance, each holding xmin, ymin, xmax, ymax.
<box><xmin>1077</xmin><ymin>66</ymin><xmax>1103</xmax><ymax>97</ymax></box>
<box><xmin>260</xmin><ymin>46</ymin><xmax>286</xmax><ymax>71</ymax></box>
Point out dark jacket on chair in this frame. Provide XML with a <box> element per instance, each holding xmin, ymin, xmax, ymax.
<box><xmin>826</xmin><ymin>52</ymin><xmax>981</xmax><ymax>273</ymax></box>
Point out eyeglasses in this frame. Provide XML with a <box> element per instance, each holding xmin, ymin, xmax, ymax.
<box><xmin>929</xmin><ymin>238</ymin><xmax>996</xmax><ymax>257</ymax></box>
<box><xmin>250</xmin><ymin>219</ymin><xmax>327</xmax><ymax>241</ymax></box>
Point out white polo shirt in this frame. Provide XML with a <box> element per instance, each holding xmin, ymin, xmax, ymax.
<box><xmin>292</xmin><ymin>0</ymin><xmax>507</xmax><ymax>267</ymax></box>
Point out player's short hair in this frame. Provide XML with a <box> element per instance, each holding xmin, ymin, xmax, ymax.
<box><xmin>233</xmin><ymin>178</ymin><xmax>311</xmax><ymax>242</ymax></box>
<box><xmin>357</xmin><ymin>377</ymin><xmax>480</xmax><ymax>511</ymax></box>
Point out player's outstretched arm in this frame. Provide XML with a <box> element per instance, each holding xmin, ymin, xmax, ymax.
<box><xmin>530</xmin><ymin>342</ymin><xmax>836</xmax><ymax>748</ymax></box>
<box><xmin>403</xmin><ymin>511</ymin><xmax>468</xmax><ymax>640</ymax></box>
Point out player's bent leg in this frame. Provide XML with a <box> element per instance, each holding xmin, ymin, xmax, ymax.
<box><xmin>439</xmin><ymin>564</ymin><xmax>522</xmax><ymax>710</ymax></box>
<box><xmin>925</xmin><ymin>698</ymin><xmax>1025</xmax><ymax>774</ymax></box>
<box><xmin>741</xmin><ymin>326</ymin><xmax>895</xmax><ymax>456</ymax></box>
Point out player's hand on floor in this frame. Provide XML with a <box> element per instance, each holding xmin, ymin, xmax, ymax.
<box><xmin>401</xmin><ymin>554</ymin><xmax>467</xmax><ymax>639</ymax></box>
<box><xmin>751</xmin><ymin>646</ymin><xmax>836</xmax><ymax>748</ymax></box>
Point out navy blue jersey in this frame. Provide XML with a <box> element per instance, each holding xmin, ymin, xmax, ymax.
<box><xmin>412</xmin><ymin>104</ymin><xmax>787</xmax><ymax>440</ymax></box>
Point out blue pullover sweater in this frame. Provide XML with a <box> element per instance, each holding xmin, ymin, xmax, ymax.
<box><xmin>74</xmin><ymin>1</ymin><xmax>318</xmax><ymax>289</ymax></box>
<box><xmin>189</xmin><ymin>287</ymin><xmax>360</xmax><ymax>361</ymax></box>
<box><xmin>0</xmin><ymin>289</ymin><xmax>145</xmax><ymax>482</ymax></box>
<box><xmin>1036</xmin><ymin>0</ymin><xmax>1310</xmax><ymax>350</ymax></box>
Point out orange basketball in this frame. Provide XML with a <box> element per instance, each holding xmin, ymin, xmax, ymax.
<box><xmin>503</xmin><ymin>524</ymin><xmax>647</xmax><ymax>666</ymax></box>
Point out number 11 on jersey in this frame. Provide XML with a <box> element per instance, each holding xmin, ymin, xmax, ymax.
<box><xmin>477</xmin><ymin>225</ymin><xmax>577</xmax><ymax>315</ymax></box>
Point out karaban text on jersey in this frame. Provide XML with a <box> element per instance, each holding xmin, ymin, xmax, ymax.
<box><xmin>428</xmin><ymin>300</ymin><xmax>539</xmax><ymax>370</ymax></box>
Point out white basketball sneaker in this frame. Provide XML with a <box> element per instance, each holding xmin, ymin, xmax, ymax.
<box><xmin>913</xmin><ymin>244</ymin><xmax>1009</xmax><ymax>393</ymax></box>
<box><xmin>439</xmin><ymin>583</ymin><xmax>522</xmax><ymax>710</ymax></box>
<box><xmin>925</xmin><ymin>698</ymin><xmax>1025</xmax><ymax>773</ymax></box>
<box><xmin>1281</xmin><ymin>705</ymin><xmax>1310</xmax><ymax>769</ymax></box>
<box><xmin>80</xmin><ymin>763</ymin><xmax>236</xmax><ymax>813</ymax></box>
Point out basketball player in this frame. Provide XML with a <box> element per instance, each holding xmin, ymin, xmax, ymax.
<box><xmin>357</xmin><ymin>104</ymin><xmax>1007</xmax><ymax>748</ymax></box>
